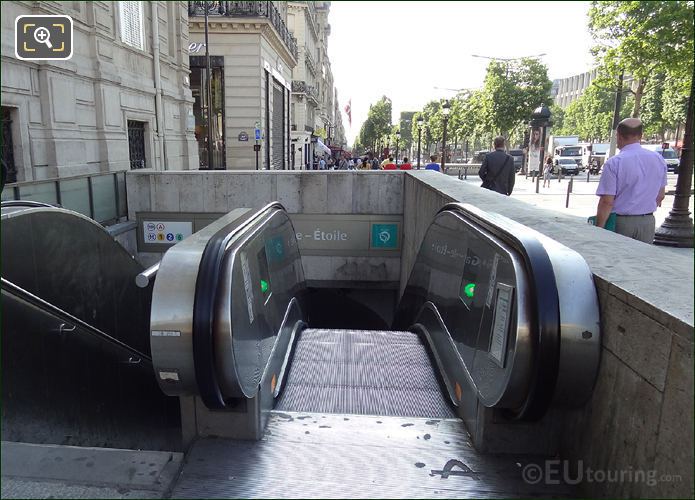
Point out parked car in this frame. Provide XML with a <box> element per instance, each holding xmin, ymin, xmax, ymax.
<box><xmin>508</xmin><ymin>149</ymin><xmax>524</xmax><ymax>172</ymax></box>
<box><xmin>554</xmin><ymin>158</ymin><xmax>579</xmax><ymax>175</ymax></box>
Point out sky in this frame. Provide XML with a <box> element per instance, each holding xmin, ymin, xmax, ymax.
<box><xmin>327</xmin><ymin>1</ymin><xmax>596</xmax><ymax>145</ymax></box>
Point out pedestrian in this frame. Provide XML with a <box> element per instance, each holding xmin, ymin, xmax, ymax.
<box><xmin>479</xmin><ymin>136</ymin><xmax>516</xmax><ymax>196</ymax></box>
<box><xmin>370</xmin><ymin>153</ymin><xmax>380</xmax><ymax>170</ymax></box>
<box><xmin>382</xmin><ymin>156</ymin><xmax>397</xmax><ymax>170</ymax></box>
<box><xmin>399</xmin><ymin>157</ymin><xmax>412</xmax><ymax>170</ymax></box>
<box><xmin>318</xmin><ymin>156</ymin><xmax>326</xmax><ymax>170</ymax></box>
<box><xmin>338</xmin><ymin>153</ymin><xmax>350</xmax><ymax>170</ymax></box>
<box><xmin>542</xmin><ymin>156</ymin><xmax>553</xmax><ymax>188</ymax></box>
<box><xmin>425</xmin><ymin>154</ymin><xmax>441</xmax><ymax>172</ymax></box>
<box><xmin>595</xmin><ymin>118</ymin><xmax>667</xmax><ymax>244</ymax></box>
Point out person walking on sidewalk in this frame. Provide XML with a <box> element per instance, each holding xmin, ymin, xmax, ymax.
<box><xmin>595</xmin><ymin>118</ymin><xmax>667</xmax><ymax>244</ymax></box>
<box><xmin>542</xmin><ymin>156</ymin><xmax>553</xmax><ymax>188</ymax></box>
<box><xmin>479</xmin><ymin>136</ymin><xmax>516</xmax><ymax>196</ymax></box>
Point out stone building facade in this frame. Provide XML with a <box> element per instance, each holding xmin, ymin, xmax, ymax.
<box><xmin>187</xmin><ymin>1</ymin><xmax>297</xmax><ymax>170</ymax></box>
<box><xmin>287</xmin><ymin>1</ymin><xmax>320</xmax><ymax>168</ymax></box>
<box><xmin>287</xmin><ymin>0</ymin><xmax>345</xmax><ymax>167</ymax></box>
<box><xmin>1</xmin><ymin>1</ymin><xmax>198</xmax><ymax>185</ymax></box>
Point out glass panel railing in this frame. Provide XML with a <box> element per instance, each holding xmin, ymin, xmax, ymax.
<box><xmin>116</xmin><ymin>172</ymin><xmax>127</xmax><ymax>218</ymax></box>
<box><xmin>59</xmin><ymin>177</ymin><xmax>91</xmax><ymax>217</ymax></box>
<box><xmin>1</xmin><ymin>186</ymin><xmax>17</xmax><ymax>201</ymax></box>
<box><xmin>18</xmin><ymin>182</ymin><xmax>58</xmax><ymax>205</ymax></box>
<box><xmin>91</xmin><ymin>174</ymin><xmax>117</xmax><ymax>223</ymax></box>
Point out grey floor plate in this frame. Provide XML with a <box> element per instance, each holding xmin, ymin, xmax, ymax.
<box><xmin>171</xmin><ymin>412</ymin><xmax>575</xmax><ymax>498</ymax></box>
<box><xmin>275</xmin><ymin>329</ymin><xmax>456</xmax><ymax>418</ymax></box>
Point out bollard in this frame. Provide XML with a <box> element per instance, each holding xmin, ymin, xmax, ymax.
<box><xmin>586</xmin><ymin>169</ymin><xmax>590</xmax><ymax>183</ymax></box>
<box><xmin>565</xmin><ymin>176</ymin><xmax>574</xmax><ymax>208</ymax></box>
<box><xmin>464</xmin><ymin>166</ymin><xmax>468</xmax><ymax>179</ymax></box>
<box><xmin>458</xmin><ymin>169</ymin><xmax>462</xmax><ymax>180</ymax></box>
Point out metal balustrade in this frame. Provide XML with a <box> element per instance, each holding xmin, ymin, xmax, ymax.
<box><xmin>188</xmin><ymin>1</ymin><xmax>298</xmax><ymax>60</ymax></box>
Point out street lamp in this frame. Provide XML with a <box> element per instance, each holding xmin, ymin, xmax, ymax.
<box><xmin>441</xmin><ymin>100</ymin><xmax>451</xmax><ymax>172</ymax></box>
<box><xmin>654</xmin><ymin>70</ymin><xmax>694</xmax><ymax>247</ymax></box>
<box><xmin>416</xmin><ymin>116</ymin><xmax>424</xmax><ymax>168</ymax></box>
<box><xmin>529</xmin><ymin>104</ymin><xmax>552</xmax><ymax>194</ymax></box>
<box><xmin>395</xmin><ymin>130</ymin><xmax>401</xmax><ymax>165</ymax></box>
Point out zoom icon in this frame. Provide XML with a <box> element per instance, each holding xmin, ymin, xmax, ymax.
<box><xmin>15</xmin><ymin>15</ymin><xmax>73</xmax><ymax>61</ymax></box>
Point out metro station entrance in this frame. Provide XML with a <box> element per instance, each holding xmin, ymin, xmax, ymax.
<box><xmin>1</xmin><ymin>198</ymin><xmax>601</xmax><ymax>497</ymax></box>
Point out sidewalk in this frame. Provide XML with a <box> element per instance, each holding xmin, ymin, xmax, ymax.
<box><xmin>458</xmin><ymin>172</ymin><xmax>693</xmax><ymax>228</ymax></box>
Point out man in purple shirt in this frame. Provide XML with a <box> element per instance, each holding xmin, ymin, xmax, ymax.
<box><xmin>596</xmin><ymin>118</ymin><xmax>667</xmax><ymax>243</ymax></box>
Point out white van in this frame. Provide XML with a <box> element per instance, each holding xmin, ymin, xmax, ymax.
<box><xmin>642</xmin><ymin>144</ymin><xmax>680</xmax><ymax>173</ymax></box>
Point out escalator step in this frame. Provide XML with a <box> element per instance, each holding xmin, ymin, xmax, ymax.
<box><xmin>275</xmin><ymin>329</ymin><xmax>456</xmax><ymax>418</ymax></box>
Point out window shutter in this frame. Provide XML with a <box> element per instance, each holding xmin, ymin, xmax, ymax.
<box><xmin>119</xmin><ymin>1</ymin><xmax>144</xmax><ymax>50</ymax></box>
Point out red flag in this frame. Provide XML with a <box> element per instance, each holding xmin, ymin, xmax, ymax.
<box><xmin>344</xmin><ymin>99</ymin><xmax>351</xmax><ymax>127</ymax></box>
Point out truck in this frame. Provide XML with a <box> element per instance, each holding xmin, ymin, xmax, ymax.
<box><xmin>547</xmin><ymin>135</ymin><xmax>582</xmax><ymax>170</ymax></box>
<box><xmin>581</xmin><ymin>143</ymin><xmax>609</xmax><ymax>173</ymax></box>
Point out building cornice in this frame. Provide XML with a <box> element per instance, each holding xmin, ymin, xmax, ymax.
<box><xmin>190</xmin><ymin>19</ymin><xmax>297</xmax><ymax>67</ymax></box>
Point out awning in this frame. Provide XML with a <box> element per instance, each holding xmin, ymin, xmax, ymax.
<box><xmin>316</xmin><ymin>138</ymin><xmax>331</xmax><ymax>155</ymax></box>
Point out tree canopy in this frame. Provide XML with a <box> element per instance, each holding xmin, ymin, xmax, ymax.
<box><xmin>588</xmin><ymin>0</ymin><xmax>694</xmax><ymax>117</ymax></box>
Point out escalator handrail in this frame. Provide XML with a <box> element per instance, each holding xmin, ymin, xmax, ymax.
<box><xmin>435</xmin><ymin>202</ymin><xmax>561</xmax><ymax>421</ymax></box>
<box><xmin>192</xmin><ymin>202</ymin><xmax>287</xmax><ymax>409</ymax></box>
<box><xmin>1</xmin><ymin>277</ymin><xmax>152</xmax><ymax>365</ymax></box>
<box><xmin>1</xmin><ymin>200</ymin><xmax>57</xmax><ymax>209</ymax></box>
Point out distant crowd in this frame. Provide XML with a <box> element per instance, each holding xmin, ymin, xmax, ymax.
<box><xmin>310</xmin><ymin>152</ymin><xmax>444</xmax><ymax>172</ymax></box>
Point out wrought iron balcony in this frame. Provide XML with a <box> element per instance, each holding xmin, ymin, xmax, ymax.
<box><xmin>291</xmin><ymin>80</ymin><xmax>319</xmax><ymax>105</ymax></box>
<box><xmin>188</xmin><ymin>1</ymin><xmax>298</xmax><ymax>60</ymax></box>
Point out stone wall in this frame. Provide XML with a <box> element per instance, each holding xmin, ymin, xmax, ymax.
<box><xmin>126</xmin><ymin>170</ymin><xmax>404</xmax><ymax>284</ymax></box>
<box><xmin>401</xmin><ymin>170</ymin><xmax>693</xmax><ymax>499</ymax></box>
<box><xmin>0</xmin><ymin>1</ymin><xmax>198</xmax><ymax>182</ymax></box>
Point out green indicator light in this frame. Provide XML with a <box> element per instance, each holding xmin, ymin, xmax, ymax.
<box><xmin>260</xmin><ymin>279</ymin><xmax>269</xmax><ymax>293</ymax></box>
<box><xmin>464</xmin><ymin>283</ymin><xmax>476</xmax><ymax>298</ymax></box>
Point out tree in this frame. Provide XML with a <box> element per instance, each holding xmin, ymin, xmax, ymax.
<box><xmin>356</xmin><ymin>96</ymin><xmax>393</xmax><ymax>152</ymax></box>
<box><xmin>554</xmin><ymin>78</ymin><xmax>634</xmax><ymax>141</ymax></box>
<box><xmin>588</xmin><ymin>1</ymin><xmax>694</xmax><ymax>117</ymax></box>
<box><xmin>398</xmin><ymin>111</ymin><xmax>415</xmax><ymax>155</ymax></box>
<box><xmin>478</xmin><ymin>58</ymin><xmax>552</xmax><ymax>140</ymax></box>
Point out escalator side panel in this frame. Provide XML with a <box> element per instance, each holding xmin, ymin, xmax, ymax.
<box><xmin>395</xmin><ymin>203</ymin><xmax>600</xmax><ymax>421</ymax></box>
<box><xmin>395</xmin><ymin>211</ymin><xmax>534</xmax><ymax>411</ymax></box>
<box><xmin>150</xmin><ymin>208</ymin><xmax>253</xmax><ymax>398</ymax></box>
<box><xmin>214</xmin><ymin>210</ymin><xmax>306</xmax><ymax>400</ymax></box>
<box><xmin>1</xmin><ymin>290</ymin><xmax>181</xmax><ymax>451</ymax></box>
<box><xmin>1</xmin><ymin>208</ymin><xmax>151</xmax><ymax>354</ymax></box>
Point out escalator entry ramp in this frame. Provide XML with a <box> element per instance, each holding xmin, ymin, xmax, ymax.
<box><xmin>149</xmin><ymin>201</ymin><xmax>600</xmax><ymax>455</ymax></box>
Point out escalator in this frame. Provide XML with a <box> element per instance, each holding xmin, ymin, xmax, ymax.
<box><xmin>1</xmin><ymin>199</ymin><xmax>601</xmax><ymax>496</ymax></box>
<box><xmin>1</xmin><ymin>202</ymin><xmax>180</xmax><ymax>450</ymax></box>
<box><xmin>150</xmin><ymin>201</ymin><xmax>600</xmax><ymax>424</ymax></box>
<box><xmin>147</xmin><ymin>201</ymin><xmax>600</xmax><ymax>496</ymax></box>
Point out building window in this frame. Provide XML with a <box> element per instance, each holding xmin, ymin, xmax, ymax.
<box><xmin>1</xmin><ymin>107</ymin><xmax>17</xmax><ymax>184</ymax></box>
<box><xmin>119</xmin><ymin>1</ymin><xmax>144</xmax><ymax>50</ymax></box>
<box><xmin>127</xmin><ymin>120</ymin><xmax>147</xmax><ymax>169</ymax></box>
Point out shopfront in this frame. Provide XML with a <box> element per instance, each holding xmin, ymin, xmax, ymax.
<box><xmin>190</xmin><ymin>55</ymin><xmax>226</xmax><ymax>169</ymax></box>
